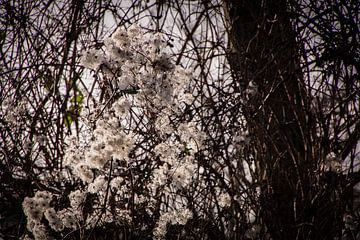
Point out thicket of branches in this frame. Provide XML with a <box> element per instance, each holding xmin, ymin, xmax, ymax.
<box><xmin>0</xmin><ymin>0</ymin><xmax>359</xmax><ymax>239</ymax></box>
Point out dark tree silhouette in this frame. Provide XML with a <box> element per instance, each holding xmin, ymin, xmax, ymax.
<box><xmin>224</xmin><ymin>0</ymin><xmax>359</xmax><ymax>239</ymax></box>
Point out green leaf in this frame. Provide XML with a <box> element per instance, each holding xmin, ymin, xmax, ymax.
<box><xmin>68</xmin><ymin>104</ymin><xmax>82</xmax><ymax>117</ymax></box>
<box><xmin>70</xmin><ymin>94</ymin><xmax>84</xmax><ymax>105</ymax></box>
<box><xmin>67</xmin><ymin>89</ymin><xmax>84</xmax><ymax>127</ymax></box>
<box><xmin>123</xmin><ymin>88</ymin><xmax>139</xmax><ymax>95</ymax></box>
<box><xmin>70</xmin><ymin>87</ymin><xmax>84</xmax><ymax>104</ymax></box>
<box><xmin>0</xmin><ymin>30</ymin><xmax>5</xmax><ymax>42</ymax></box>
<box><xmin>44</xmin><ymin>78</ymin><xmax>54</xmax><ymax>92</ymax></box>
<box><xmin>64</xmin><ymin>114</ymin><xmax>73</xmax><ymax>128</ymax></box>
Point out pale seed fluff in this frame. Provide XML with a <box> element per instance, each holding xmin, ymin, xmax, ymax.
<box><xmin>22</xmin><ymin>234</ymin><xmax>33</xmax><ymax>240</ymax></box>
<box><xmin>149</xmin><ymin>164</ymin><xmax>169</xmax><ymax>193</ymax></box>
<box><xmin>69</xmin><ymin>190</ymin><xmax>86</xmax><ymax>209</ymax></box>
<box><xmin>58</xmin><ymin>209</ymin><xmax>78</xmax><ymax>229</ymax></box>
<box><xmin>154</xmin><ymin>111</ymin><xmax>173</xmax><ymax>136</ymax></box>
<box><xmin>32</xmin><ymin>223</ymin><xmax>49</xmax><ymax>240</ymax></box>
<box><xmin>74</xmin><ymin>163</ymin><xmax>94</xmax><ymax>183</ymax></box>
<box><xmin>111</xmin><ymin>135</ymin><xmax>134</xmax><ymax>162</ymax></box>
<box><xmin>80</xmin><ymin>49</ymin><xmax>105</xmax><ymax>70</ymax></box>
<box><xmin>85</xmin><ymin>150</ymin><xmax>107</xmax><ymax>169</ymax></box>
<box><xmin>22</xmin><ymin>191</ymin><xmax>53</xmax><ymax>224</ymax></box>
<box><xmin>154</xmin><ymin>142</ymin><xmax>172</xmax><ymax>158</ymax></box>
<box><xmin>153</xmin><ymin>209</ymin><xmax>192</xmax><ymax>239</ymax></box>
<box><xmin>112</xmin><ymin>27</ymin><xmax>130</xmax><ymax>50</ymax></box>
<box><xmin>178</xmin><ymin>93</ymin><xmax>194</xmax><ymax>105</ymax></box>
<box><xmin>88</xmin><ymin>175</ymin><xmax>107</xmax><ymax>193</ymax></box>
<box><xmin>117</xmin><ymin>74</ymin><xmax>134</xmax><ymax>90</ymax></box>
<box><xmin>104</xmin><ymin>38</ymin><xmax>126</xmax><ymax>59</ymax></box>
<box><xmin>173</xmin><ymin>66</ymin><xmax>192</xmax><ymax>84</ymax></box>
<box><xmin>152</xmin><ymin>32</ymin><xmax>166</xmax><ymax>48</ymax></box>
<box><xmin>218</xmin><ymin>192</ymin><xmax>232</xmax><ymax>208</ymax></box>
<box><xmin>323</xmin><ymin>151</ymin><xmax>342</xmax><ymax>172</ymax></box>
<box><xmin>63</xmin><ymin>150</ymin><xmax>81</xmax><ymax>167</ymax></box>
<box><xmin>110</xmin><ymin>176</ymin><xmax>124</xmax><ymax>191</ymax></box>
<box><xmin>44</xmin><ymin>208</ymin><xmax>64</xmax><ymax>232</ymax></box>
<box><xmin>23</xmin><ymin>197</ymin><xmax>43</xmax><ymax>222</ymax></box>
<box><xmin>113</xmin><ymin>98</ymin><xmax>131</xmax><ymax>117</ymax></box>
<box><xmin>153</xmin><ymin>215</ymin><xmax>169</xmax><ymax>239</ymax></box>
<box><xmin>35</xmin><ymin>191</ymin><xmax>52</xmax><ymax>202</ymax></box>
<box><xmin>245</xmin><ymin>80</ymin><xmax>258</xmax><ymax>98</ymax></box>
<box><xmin>26</xmin><ymin>219</ymin><xmax>36</xmax><ymax>232</ymax></box>
<box><xmin>178</xmin><ymin>122</ymin><xmax>205</xmax><ymax>149</ymax></box>
<box><xmin>175</xmin><ymin>208</ymin><xmax>192</xmax><ymax>225</ymax></box>
<box><xmin>171</xmin><ymin>161</ymin><xmax>195</xmax><ymax>189</ymax></box>
<box><xmin>127</xmin><ymin>24</ymin><xmax>142</xmax><ymax>39</ymax></box>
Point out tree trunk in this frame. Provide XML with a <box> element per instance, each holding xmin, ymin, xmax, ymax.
<box><xmin>224</xmin><ymin>0</ymin><xmax>341</xmax><ymax>239</ymax></box>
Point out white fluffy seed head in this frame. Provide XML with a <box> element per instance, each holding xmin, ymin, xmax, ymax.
<box><xmin>74</xmin><ymin>163</ymin><xmax>94</xmax><ymax>183</ymax></box>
